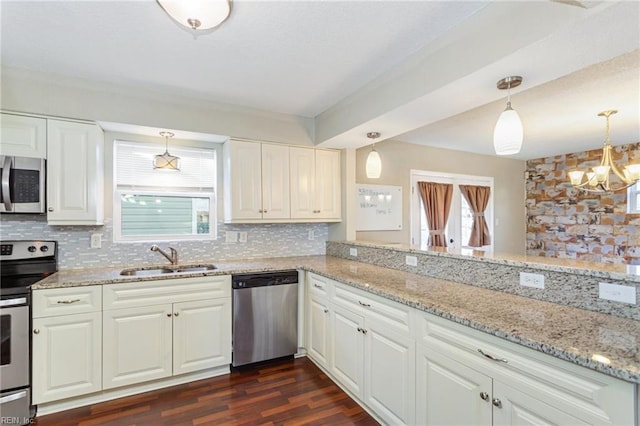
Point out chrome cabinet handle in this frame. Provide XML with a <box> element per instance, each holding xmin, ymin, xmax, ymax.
<box><xmin>492</xmin><ymin>398</ymin><xmax>502</xmax><ymax>408</ymax></box>
<box><xmin>477</xmin><ymin>349</ymin><xmax>508</xmax><ymax>363</ymax></box>
<box><xmin>480</xmin><ymin>392</ymin><xmax>489</xmax><ymax>401</ymax></box>
<box><xmin>358</xmin><ymin>301</ymin><xmax>371</xmax><ymax>307</ymax></box>
<box><xmin>33</xmin><ymin>329</ymin><xmax>40</xmax><ymax>334</ymax></box>
<box><xmin>174</xmin><ymin>312</ymin><xmax>179</xmax><ymax>317</ymax></box>
<box><xmin>313</xmin><ymin>284</ymin><xmax>323</xmax><ymax>289</ymax></box>
<box><xmin>56</xmin><ymin>299</ymin><xmax>81</xmax><ymax>304</ymax></box>
<box><xmin>357</xmin><ymin>327</ymin><xmax>367</xmax><ymax>335</ymax></box>
<box><xmin>313</xmin><ymin>210</ymin><xmax>321</xmax><ymax>213</ymax></box>
<box><xmin>259</xmin><ymin>209</ymin><xmax>264</xmax><ymax>213</ymax></box>
<box><xmin>166</xmin><ymin>313</ymin><xmax>172</xmax><ymax>317</ymax></box>
<box><xmin>323</xmin><ymin>309</ymin><xmax>329</xmax><ymax>314</ymax></box>
<box><xmin>2</xmin><ymin>156</ymin><xmax>13</xmax><ymax>211</ymax></box>
<box><xmin>48</xmin><ymin>207</ymin><xmax>54</xmax><ymax>212</ymax></box>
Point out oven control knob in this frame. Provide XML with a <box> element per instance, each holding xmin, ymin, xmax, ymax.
<box><xmin>40</xmin><ymin>245</ymin><xmax>49</xmax><ymax>252</ymax></box>
<box><xmin>28</xmin><ymin>246</ymin><xmax>37</xmax><ymax>253</ymax></box>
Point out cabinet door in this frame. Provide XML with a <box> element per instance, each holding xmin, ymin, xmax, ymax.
<box><xmin>32</xmin><ymin>312</ymin><xmax>102</xmax><ymax>404</ymax></box>
<box><xmin>492</xmin><ymin>381</ymin><xmax>589</xmax><ymax>426</ymax></box>
<box><xmin>173</xmin><ymin>298</ymin><xmax>231</xmax><ymax>375</ymax></box>
<box><xmin>314</xmin><ymin>149</ymin><xmax>341</xmax><ymax>219</ymax></box>
<box><xmin>103</xmin><ymin>304</ymin><xmax>172</xmax><ymax>389</ymax></box>
<box><xmin>289</xmin><ymin>146</ymin><xmax>316</xmax><ymax>219</ymax></box>
<box><xmin>226</xmin><ymin>140</ymin><xmax>262</xmax><ymax>220</ymax></box>
<box><xmin>330</xmin><ymin>304</ymin><xmax>365</xmax><ymax>397</ymax></box>
<box><xmin>0</xmin><ymin>113</ymin><xmax>47</xmax><ymax>158</ymax></box>
<box><xmin>416</xmin><ymin>343</ymin><xmax>492</xmax><ymax>426</ymax></box>
<box><xmin>261</xmin><ymin>143</ymin><xmax>290</xmax><ymax>220</ymax></box>
<box><xmin>307</xmin><ymin>294</ymin><xmax>331</xmax><ymax>369</ymax></box>
<box><xmin>364</xmin><ymin>319</ymin><xmax>415</xmax><ymax>425</ymax></box>
<box><xmin>47</xmin><ymin>119</ymin><xmax>104</xmax><ymax>225</ymax></box>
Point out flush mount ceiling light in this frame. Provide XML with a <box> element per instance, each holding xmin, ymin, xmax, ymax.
<box><xmin>493</xmin><ymin>75</ymin><xmax>524</xmax><ymax>156</ymax></box>
<box><xmin>365</xmin><ymin>132</ymin><xmax>382</xmax><ymax>179</ymax></box>
<box><xmin>156</xmin><ymin>0</ymin><xmax>232</xmax><ymax>31</ymax></box>
<box><xmin>154</xmin><ymin>131</ymin><xmax>181</xmax><ymax>171</ymax></box>
<box><xmin>568</xmin><ymin>110</ymin><xmax>640</xmax><ymax>193</ymax></box>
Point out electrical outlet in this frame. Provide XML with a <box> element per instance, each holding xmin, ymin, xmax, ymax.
<box><xmin>90</xmin><ymin>233</ymin><xmax>102</xmax><ymax>249</ymax></box>
<box><xmin>350</xmin><ymin>248</ymin><xmax>358</xmax><ymax>257</ymax></box>
<box><xmin>599</xmin><ymin>283</ymin><xmax>637</xmax><ymax>305</ymax></box>
<box><xmin>238</xmin><ymin>232</ymin><xmax>248</xmax><ymax>243</ymax></box>
<box><xmin>520</xmin><ymin>272</ymin><xmax>544</xmax><ymax>289</ymax></box>
<box><xmin>308</xmin><ymin>230</ymin><xmax>315</xmax><ymax>240</ymax></box>
<box><xmin>225</xmin><ymin>231</ymin><xmax>238</xmax><ymax>243</ymax></box>
<box><xmin>405</xmin><ymin>255</ymin><xmax>418</xmax><ymax>267</ymax></box>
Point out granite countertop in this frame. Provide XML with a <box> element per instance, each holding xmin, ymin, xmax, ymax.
<box><xmin>33</xmin><ymin>255</ymin><xmax>640</xmax><ymax>384</ymax></box>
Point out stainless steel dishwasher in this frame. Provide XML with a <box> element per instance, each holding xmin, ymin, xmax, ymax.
<box><xmin>231</xmin><ymin>270</ymin><xmax>298</xmax><ymax>367</ymax></box>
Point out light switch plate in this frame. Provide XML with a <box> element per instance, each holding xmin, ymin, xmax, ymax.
<box><xmin>238</xmin><ymin>232</ymin><xmax>248</xmax><ymax>243</ymax></box>
<box><xmin>350</xmin><ymin>248</ymin><xmax>358</xmax><ymax>257</ymax></box>
<box><xmin>599</xmin><ymin>282</ymin><xmax>637</xmax><ymax>305</ymax></box>
<box><xmin>90</xmin><ymin>233</ymin><xmax>102</xmax><ymax>249</ymax></box>
<box><xmin>405</xmin><ymin>255</ymin><xmax>418</xmax><ymax>267</ymax></box>
<box><xmin>308</xmin><ymin>230</ymin><xmax>315</xmax><ymax>240</ymax></box>
<box><xmin>520</xmin><ymin>272</ymin><xmax>544</xmax><ymax>289</ymax></box>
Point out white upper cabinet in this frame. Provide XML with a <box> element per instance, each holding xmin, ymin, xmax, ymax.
<box><xmin>46</xmin><ymin>119</ymin><xmax>104</xmax><ymax>225</ymax></box>
<box><xmin>290</xmin><ymin>147</ymin><xmax>341</xmax><ymax>220</ymax></box>
<box><xmin>224</xmin><ymin>139</ymin><xmax>340</xmax><ymax>223</ymax></box>
<box><xmin>0</xmin><ymin>113</ymin><xmax>47</xmax><ymax>158</ymax></box>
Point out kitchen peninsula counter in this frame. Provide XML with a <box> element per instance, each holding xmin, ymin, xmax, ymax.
<box><xmin>33</xmin><ymin>255</ymin><xmax>640</xmax><ymax>384</ymax></box>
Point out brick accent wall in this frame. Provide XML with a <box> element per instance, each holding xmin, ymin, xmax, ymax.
<box><xmin>525</xmin><ymin>142</ymin><xmax>640</xmax><ymax>264</ymax></box>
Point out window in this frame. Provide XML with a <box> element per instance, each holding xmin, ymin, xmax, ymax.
<box><xmin>410</xmin><ymin>170</ymin><xmax>494</xmax><ymax>250</ymax></box>
<box><xmin>114</xmin><ymin>141</ymin><xmax>216</xmax><ymax>242</ymax></box>
<box><xmin>628</xmin><ymin>182</ymin><xmax>640</xmax><ymax>213</ymax></box>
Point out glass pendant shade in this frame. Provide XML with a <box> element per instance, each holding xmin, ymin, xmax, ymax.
<box><xmin>493</xmin><ymin>103</ymin><xmax>523</xmax><ymax>155</ymax></box>
<box><xmin>366</xmin><ymin>149</ymin><xmax>382</xmax><ymax>179</ymax></box>
<box><xmin>157</xmin><ymin>0</ymin><xmax>231</xmax><ymax>30</ymax></box>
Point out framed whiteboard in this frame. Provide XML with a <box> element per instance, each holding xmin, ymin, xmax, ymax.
<box><xmin>355</xmin><ymin>184</ymin><xmax>402</xmax><ymax>231</ymax></box>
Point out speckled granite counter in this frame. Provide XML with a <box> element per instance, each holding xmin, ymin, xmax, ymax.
<box><xmin>33</xmin><ymin>255</ymin><xmax>640</xmax><ymax>384</ymax></box>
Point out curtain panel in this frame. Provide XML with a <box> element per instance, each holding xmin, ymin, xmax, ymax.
<box><xmin>417</xmin><ymin>181</ymin><xmax>453</xmax><ymax>247</ymax></box>
<box><xmin>459</xmin><ymin>184</ymin><xmax>491</xmax><ymax>247</ymax></box>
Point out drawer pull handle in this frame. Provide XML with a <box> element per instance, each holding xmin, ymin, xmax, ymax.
<box><xmin>358</xmin><ymin>301</ymin><xmax>371</xmax><ymax>307</ymax></box>
<box><xmin>323</xmin><ymin>309</ymin><xmax>329</xmax><ymax>314</ymax></box>
<box><xmin>167</xmin><ymin>313</ymin><xmax>172</xmax><ymax>317</ymax></box>
<box><xmin>174</xmin><ymin>312</ymin><xmax>179</xmax><ymax>317</ymax></box>
<box><xmin>56</xmin><ymin>299</ymin><xmax>81</xmax><ymax>304</ymax></box>
<box><xmin>313</xmin><ymin>284</ymin><xmax>323</xmax><ymax>289</ymax></box>
<box><xmin>357</xmin><ymin>327</ymin><xmax>367</xmax><ymax>335</ymax></box>
<box><xmin>477</xmin><ymin>349</ymin><xmax>508</xmax><ymax>363</ymax></box>
<box><xmin>492</xmin><ymin>398</ymin><xmax>502</xmax><ymax>408</ymax></box>
<box><xmin>479</xmin><ymin>392</ymin><xmax>489</xmax><ymax>401</ymax></box>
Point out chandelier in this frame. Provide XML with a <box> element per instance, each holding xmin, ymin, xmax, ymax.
<box><xmin>568</xmin><ymin>110</ymin><xmax>640</xmax><ymax>193</ymax></box>
<box><xmin>153</xmin><ymin>131</ymin><xmax>181</xmax><ymax>171</ymax></box>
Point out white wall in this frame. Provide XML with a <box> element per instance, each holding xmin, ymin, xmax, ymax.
<box><xmin>355</xmin><ymin>140</ymin><xmax>526</xmax><ymax>255</ymax></box>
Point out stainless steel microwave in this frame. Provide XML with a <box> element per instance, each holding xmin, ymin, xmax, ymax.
<box><xmin>0</xmin><ymin>155</ymin><xmax>45</xmax><ymax>214</ymax></box>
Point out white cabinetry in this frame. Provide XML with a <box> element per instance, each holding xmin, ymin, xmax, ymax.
<box><xmin>416</xmin><ymin>312</ymin><xmax>635</xmax><ymax>426</ymax></box>
<box><xmin>102</xmin><ymin>276</ymin><xmax>232</xmax><ymax>390</ymax></box>
<box><xmin>0</xmin><ymin>113</ymin><xmax>47</xmax><ymax>158</ymax></box>
<box><xmin>306</xmin><ymin>274</ymin><xmax>332</xmax><ymax>369</ymax></box>
<box><xmin>290</xmin><ymin>147</ymin><xmax>341</xmax><ymax>220</ymax></box>
<box><xmin>31</xmin><ymin>286</ymin><xmax>102</xmax><ymax>404</ymax></box>
<box><xmin>47</xmin><ymin>119</ymin><xmax>104</xmax><ymax>225</ymax></box>
<box><xmin>223</xmin><ymin>140</ymin><xmax>290</xmax><ymax>222</ymax></box>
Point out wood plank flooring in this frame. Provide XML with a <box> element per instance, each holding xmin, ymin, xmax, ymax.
<box><xmin>33</xmin><ymin>357</ymin><xmax>379</xmax><ymax>426</ymax></box>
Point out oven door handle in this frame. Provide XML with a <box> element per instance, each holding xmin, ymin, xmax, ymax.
<box><xmin>0</xmin><ymin>297</ymin><xmax>27</xmax><ymax>307</ymax></box>
<box><xmin>2</xmin><ymin>155</ymin><xmax>13</xmax><ymax>211</ymax></box>
<box><xmin>0</xmin><ymin>390</ymin><xmax>27</xmax><ymax>404</ymax></box>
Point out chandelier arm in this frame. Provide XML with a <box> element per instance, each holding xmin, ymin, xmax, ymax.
<box><xmin>575</xmin><ymin>181</ymin><xmax>637</xmax><ymax>194</ymax></box>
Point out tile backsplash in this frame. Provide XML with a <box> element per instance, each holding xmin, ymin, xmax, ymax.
<box><xmin>0</xmin><ymin>215</ymin><xmax>327</xmax><ymax>269</ymax></box>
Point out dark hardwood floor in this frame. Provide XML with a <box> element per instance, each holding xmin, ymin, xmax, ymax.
<box><xmin>33</xmin><ymin>357</ymin><xmax>379</xmax><ymax>426</ymax></box>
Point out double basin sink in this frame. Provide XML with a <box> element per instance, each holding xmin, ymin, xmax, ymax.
<box><xmin>120</xmin><ymin>264</ymin><xmax>217</xmax><ymax>277</ymax></box>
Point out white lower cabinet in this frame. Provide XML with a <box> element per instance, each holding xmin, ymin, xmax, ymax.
<box><xmin>32</xmin><ymin>286</ymin><xmax>102</xmax><ymax>404</ymax></box>
<box><xmin>330</xmin><ymin>304</ymin><xmax>365</xmax><ymax>396</ymax></box>
<box><xmin>307</xmin><ymin>292</ymin><xmax>331</xmax><ymax>369</ymax></box>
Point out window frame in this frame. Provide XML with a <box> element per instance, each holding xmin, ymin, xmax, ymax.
<box><xmin>113</xmin><ymin>140</ymin><xmax>217</xmax><ymax>243</ymax></box>
<box><xmin>627</xmin><ymin>182</ymin><xmax>640</xmax><ymax>213</ymax></box>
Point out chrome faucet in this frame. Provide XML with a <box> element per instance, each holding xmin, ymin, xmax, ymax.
<box><xmin>150</xmin><ymin>245</ymin><xmax>179</xmax><ymax>266</ymax></box>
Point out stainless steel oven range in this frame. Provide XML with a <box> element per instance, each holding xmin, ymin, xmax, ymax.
<box><xmin>0</xmin><ymin>240</ymin><xmax>57</xmax><ymax>425</ymax></box>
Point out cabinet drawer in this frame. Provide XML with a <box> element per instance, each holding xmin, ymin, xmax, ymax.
<box><xmin>307</xmin><ymin>272</ymin><xmax>333</xmax><ymax>298</ymax></box>
<box><xmin>418</xmin><ymin>312</ymin><xmax>635</xmax><ymax>426</ymax></box>
<box><xmin>334</xmin><ymin>282</ymin><xmax>412</xmax><ymax>335</ymax></box>
<box><xmin>103</xmin><ymin>275</ymin><xmax>231</xmax><ymax>310</ymax></box>
<box><xmin>33</xmin><ymin>286</ymin><xmax>101</xmax><ymax>318</ymax></box>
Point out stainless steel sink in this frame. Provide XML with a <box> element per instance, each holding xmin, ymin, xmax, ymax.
<box><xmin>120</xmin><ymin>264</ymin><xmax>217</xmax><ymax>276</ymax></box>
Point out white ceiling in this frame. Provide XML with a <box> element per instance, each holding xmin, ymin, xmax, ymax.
<box><xmin>1</xmin><ymin>0</ymin><xmax>639</xmax><ymax>160</ymax></box>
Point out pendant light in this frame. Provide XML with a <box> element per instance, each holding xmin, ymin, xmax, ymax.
<box><xmin>365</xmin><ymin>132</ymin><xmax>382</xmax><ymax>179</ymax></box>
<box><xmin>493</xmin><ymin>76</ymin><xmax>524</xmax><ymax>156</ymax></box>
<box><xmin>157</xmin><ymin>0</ymin><xmax>232</xmax><ymax>31</ymax></box>
<box><xmin>154</xmin><ymin>131</ymin><xmax>181</xmax><ymax>171</ymax></box>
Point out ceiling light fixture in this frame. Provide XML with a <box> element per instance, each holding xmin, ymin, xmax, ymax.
<box><xmin>568</xmin><ymin>110</ymin><xmax>640</xmax><ymax>193</ymax></box>
<box><xmin>156</xmin><ymin>0</ymin><xmax>231</xmax><ymax>31</ymax></box>
<box><xmin>365</xmin><ymin>132</ymin><xmax>382</xmax><ymax>179</ymax></box>
<box><xmin>154</xmin><ymin>131</ymin><xmax>181</xmax><ymax>171</ymax></box>
<box><xmin>493</xmin><ymin>75</ymin><xmax>524</xmax><ymax>156</ymax></box>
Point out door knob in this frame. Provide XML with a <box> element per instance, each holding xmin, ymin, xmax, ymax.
<box><xmin>479</xmin><ymin>392</ymin><xmax>489</xmax><ymax>401</ymax></box>
<box><xmin>449</xmin><ymin>238</ymin><xmax>454</xmax><ymax>243</ymax></box>
<box><xmin>33</xmin><ymin>329</ymin><xmax>40</xmax><ymax>334</ymax></box>
<box><xmin>48</xmin><ymin>207</ymin><xmax>54</xmax><ymax>212</ymax></box>
<box><xmin>492</xmin><ymin>398</ymin><xmax>502</xmax><ymax>408</ymax></box>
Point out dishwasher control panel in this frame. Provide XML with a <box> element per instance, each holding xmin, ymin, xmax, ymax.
<box><xmin>232</xmin><ymin>270</ymin><xmax>299</xmax><ymax>289</ymax></box>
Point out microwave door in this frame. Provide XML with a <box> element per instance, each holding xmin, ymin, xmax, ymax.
<box><xmin>1</xmin><ymin>156</ymin><xmax>13</xmax><ymax>212</ymax></box>
<box><xmin>0</xmin><ymin>156</ymin><xmax>45</xmax><ymax>214</ymax></box>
